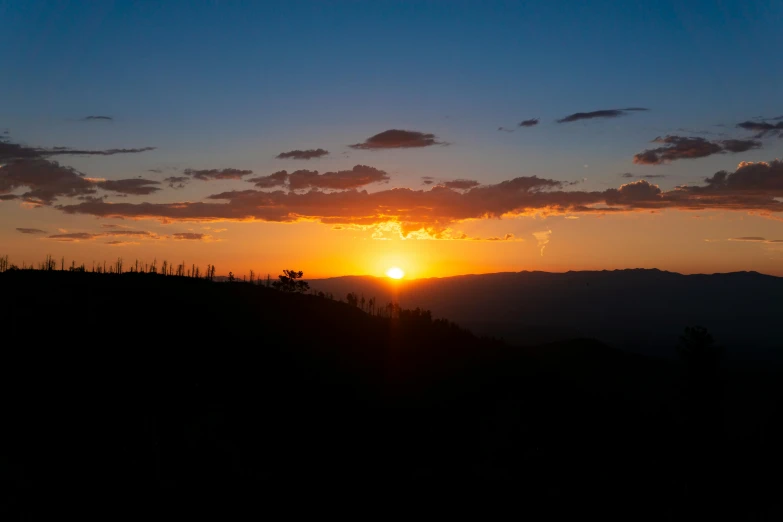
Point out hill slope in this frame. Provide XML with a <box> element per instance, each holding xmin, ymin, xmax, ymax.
<box><xmin>309</xmin><ymin>269</ymin><xmax>783</xmax><ymax>359</ymax></box>
<box><xmin>1</xmin><ymin>272</ymin><xmax>781</xmax><ymax>517</ymax></box>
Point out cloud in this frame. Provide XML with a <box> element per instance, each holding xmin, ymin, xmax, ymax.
<box><xmin>485</xmin><ymin>233</ymin><xmax>518</xmax><ymax>241</ymax></box>
<box><xmin>248</xmin><ymin>171</ymin><xmax>289</xmax><ymax>189</ymax></box>
<box><xmin>620</xmin><ymin>173</ymin><xmax>667</xmax><ymax>179</ymax></box>
<box><xmin>183</xmin><ymin>168</ymin><xmax>253</xmax><ymax>181</ymax></box>
<box><xmin>247</xmin><ymin>165</ymin><xmax>389</xmax><ymax>191</ymax></box>
<box><xmin>163</xmin><ymin>176</ymin><xmax>189</xmax><ymax>189</ymax></box>
<box><xmin>81</xmin><ymin>116</ymin><xmax>113</xmax><ymax>121</ymax></box>
<box><xmin>533</xmin><ymin>230</ymin><xmax>552</xmax><ymax>256</ymax></box>
<box><xmin>172</xmin><ymin>232</ymin><xmax>213</xmax><ymax>241</ymax></box>
<box><xmin>421</xmin><ymin>176</ymin><xmax>435</xmax><ymax>185</ymax></box>
<box><xmin>557</xmin><ymin>108</ymin><xmax>648</xmax><ymax>123</ymax></box>
<box><xmin>46</xmin><ymin>229</ymin><xmax>160</xmax><ymax>242</ymax></box>
<box><xmin>0</xmin><ymin>159</ymin><xmax>96</xmax><ymax>203</ymax></box>
<box><xmin>442</xmin><ymin>179</ymin><xmax>480</xmax><ymax>190</ymax></box>
<box><xmin>105</xmin><ymin>240</ymin><xmax>138</xmax><ymax>246</ymax></box>
<box><xmin>498</xmin><ymin>127</ymin><xmax>515</xmax><ymax>133</ymax></box>
<box><xmin>633</xmin><ymin>135</ymin><xmax>760</xmax><ymax>165</ymax></box>
<box><xmin>0</xmin><ymin>136</ymin><xmax>157</xmax><ymax>204</ymax></box>
<box><xmin>721</xmin><ymin>139</ymin><xmax>764</xmax><ymax>153</ymax></box>
<box><xmin>55</xmin><ymin>161</ymin><xmax>783</xmax><ymax>236</ymax></box>
<box><xmin>47</xmin><ymin>232</ymin><xmax>99</xmax><ymax>241</ymax></box>
<box><xmin>728</xmin><ymin>236</ymin><xmax>783</xmax><ymax>243</ymax></box>
<box><xmin>16</xmin><ymin>227</ymin><xmax>47</xmax><ymax>234</ymax></box>
<box><xmin>349</xmin><ymin>130</ymin><xmax>445</xmax><ymax>149</ymax></box>
<box><xmin>98</xmin><ymin>178</ymin><xmax>161</xmax><ymax>195</ymax></box>
<box><xmin>736</xmin><ymin>120</ymin><xmax>783</xmax><ymax>138</ymax></box>
<box><xmin>289</xmin><ymin>165</ymin><xmax>390</xmax><ymax>190</ymax></box>
<box><xmin>276</xmin><ymin>149</ymin><xmax>329</xmax><ymax>160</ymax></box>
<box><xmin>0</xmin><ymin>194</ymin><xmax>19</xmax><ymax>200</ymax></box>
<box><xmin>519</xmin><ymin>118</ymin><xmax>539</xmax><ymax>127</ymax></box>
<box><xmin>148</xmin><ymin>169</ymin><xmax>163</xmax><ymax>174</ymax></box>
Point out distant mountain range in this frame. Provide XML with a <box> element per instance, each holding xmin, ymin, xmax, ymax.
<box><xmin>309</xmin><ymin>269</ymin><xmax>783</xmax><ymax>361</ymax></box>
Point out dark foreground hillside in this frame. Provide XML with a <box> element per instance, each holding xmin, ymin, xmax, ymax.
<box><xmin>1</xmin><ymin>271</ymin><xmax>782</xmax><ymax>517</ymax></box>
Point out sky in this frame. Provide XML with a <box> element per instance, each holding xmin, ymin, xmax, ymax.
<box><xmin>2</xmin><ymin>0</ymin><xmax>783</xmax><ymax>278</ymax></box>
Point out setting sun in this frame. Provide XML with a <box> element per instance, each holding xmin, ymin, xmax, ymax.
<box><xmin>386</xmin><ymin>267</ymin><xmax>405</xmax><ymax>279</ymax></box>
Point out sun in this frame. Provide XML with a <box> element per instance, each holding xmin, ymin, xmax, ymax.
<box><xmin>386</xmin><ymin>267</ymin><xmax>405</xmax><ymax>279</ymax></box>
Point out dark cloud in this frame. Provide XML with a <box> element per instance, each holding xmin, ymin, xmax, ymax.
<box><xmin>288</xmin><ymin>165</ymin><xmax>389</xmax><ymax>190</ymax></box>
<box><xmin>1</xmin><ymin>136</ymin><xmax>154</xmax><ymax>162</ymax></box>
<box><xmin>498</xmin><ymin>127</ymin><xmax>515</xmax><ymax>133</ymax></box>
<box><xmin>248</xmin><ymin>170</ymin><xmax>289</xmax><ymax>189</ymax></box>
<box><xmin>349</xmin><ymin>130</ymin><xmax>445</xmax><ymax>150</ymax></box>
<box><xmin>276</xmin><ymin>149</ymin><xmax>329</xmax><ymax>160</ymax></box>
<box><xmin>633</xmin><ymin>135</ymin><xmax>760</xmax><ymax>165</ymax></box>
<box><xmin>620</xmin><ymin>173</ymin><xmax>634</xmax><ymax>178</ymax></box>
<box><xmin>519</xmin><ymin>118</ymin><xmax>539</xmax><ymax>127</ymax></box>
<box><xmin>47</xmin><ymin>232</ymin><xmax>99</xmax><ymax>241</ymax></box>
<box><xmin>721</xmin><ymin>139</ymin><xmax>764</xmax><ymax>153</ymax></box>
<box><xmin>183</xmin><ymin>168</ymin><xmax>253</xmax><ymax>181</ymax></box>
<box><xmin>736</xmin><ymin>120</ymin><xmax>783</xmax><ymax>138</ymax></box>
<box><xmin>45</xmin><ymin>146</ymin><xmax>155</xmax><ymax>156</ymax></box>
<box><xmin>105</xmin><ymin>240</ymin><xmax>136</xmax><ymax>246</ymax></box>
<box><xmin>0</xmin><ymin>159</ymin><xmax>96</xmax><ymax>203</ymax></box>
<box><xmin>98</xmin><ymin>178</ymin><xmax>161</xmax><ymax>195</ymax></box>
<box><xmin>172</xmin><ymin>232</ymin><xmax>210</xmax><ymax>240</ymax></box>
<box><xmin>163</xmin><ymin>176</ymin><xmax>189</xmax><ymax>189</ymax></box>
<box><xmin>247</xmin><ymin>165</ymin><xmax>389</xmax><ymax>191</ymax></box>
<box><xmin>81</xmin><ymin>116</ymin><xmax>113</xmax><ymax>121</ymax></box>
<box><xmin>701</xmin><ymin>160</ymin><xmax>783</xmax><ymax>192</ymax></box>
<box><xmin>0</xmin><ymin>136</ymin><xmax>157</xmax><ymax>203</ymax></box>
<box><xmin>148</xmin><ymin>169</ymin><xmax>163</xmax><ymax>174</ymax></box>
<box><xmin>46</xmin><ymin>229</ymin><xmax>159</xmax><ymax>242</ymax></box>
<box><xmin>557</xmin><ymin>108</ymin><xmax>648</xmax><ymax>123</ymax></box>
<box><xmin>0</xmin><ymin>194</ymin><xmax>19</xmax><ymax>201</ymax></box>
<box><xmin>442</xmin><ymin>179</ymin><xmax>480</xmax><ymax>190</ymax></box>
<box><xmin>728</xmin><ymin>237</ymin><xmax>783</xmax><ymax>243</ymax></box>
<box><xmin>16</xmin><ymin>227</ymin><xmax>47</xmax><ymax>234</ymax></box>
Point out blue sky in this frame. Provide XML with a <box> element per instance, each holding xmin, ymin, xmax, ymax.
<box><xmin>2</xmin><ymin>1</ymin><xmax>783</xmax><ymax>277</ymax></box>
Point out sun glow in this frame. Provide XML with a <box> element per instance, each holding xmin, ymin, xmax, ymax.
<box><xmin>386</xmin><ymin>266</ymin><xmax>405</xmax><ymax>279</ymax></box>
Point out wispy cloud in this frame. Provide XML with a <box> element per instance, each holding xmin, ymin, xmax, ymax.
<box><xmin>81</xmin><ymin>116</ymin><xmax>113</xmax><ymax>121</ymax></box>
<box><xmin>728</xmin><ymin>236</ymin><xmax>783</xmax><ymax>243</ymax></box>
<box><xmin>98</xmin><ymin>178</ymin><xmax>161</xmax><ymax>195</ymax></box>
<box><xmin>442</xmin><ymin>179</ymin><xmax>480</xmax><ymax>190</ymax></box>
<box><xmin>557</xmin><ymin>108</ymin><xmax>648</xmax><ymax>123</ymax></box>
<box><xmin>533</xmin><ymin>230</ymin><xmax>552</xmax><ymax>256</ymax></box>
<box><xmin>163</xmin><ymin>176</ymin><xmax>189</xmax><ymax>189</ymax></box>
<box><xmin>183</xmin><ymin>168</ymin><xmax>253</xmax><ymax>181</ymax></box>
<box><xmin>16</xmin><ymin>227</ymin><xmax>47</xmax><ymax>234</ymax></box>
<box><xmin>172</xmin><ymin>232</ymin><xmax>214</xmax><ymax>241</ymax></box>
<box><xmin>633</xmin><ymin>135</ymin><xmax>760</xmax><ymax>165</ymax></box>
<box><xmin>519</xmin><ymin>118</ymin><xmax>539</xmax><ymax>127</ymax></box>
<box><xmin>736</xmin><ymin>119</ymin><xmax>783</xmax><ymax>138</ymax></box>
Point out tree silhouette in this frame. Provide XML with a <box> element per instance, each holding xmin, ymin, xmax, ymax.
<box><xmin>677</xmin><ymin>325</ymin><xmax>723</xmax><ymax>379</ymax></box>
<box><xmin>272</xmin><ymin>270</ymin><xmax>310</xmax><ymax>293</ymax></box>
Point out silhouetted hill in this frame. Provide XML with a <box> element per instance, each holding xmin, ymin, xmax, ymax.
<box><xmin>2</xmin><ymin>271</ymin><xmax>782</xmax><ymax>518</ymax></box>
<box><xmin>309</xmin><ymin>269</ymin><xmax>783</xmax><ymax>361</ymax></box>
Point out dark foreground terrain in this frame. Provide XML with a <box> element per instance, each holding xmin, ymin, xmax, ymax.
<box><xmin>311</xmin><ymin>269</ymin><xmax>783</xmax><ymax>360</ymax></box>
<box><xmin>2</xmin><ymin>271</ymin><xmax>782</xmax><ymax>517</ymax></box>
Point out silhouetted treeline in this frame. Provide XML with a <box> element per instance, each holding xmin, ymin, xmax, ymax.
<box><xmin>1</xmin><ymin>270</ymin><xmax>781</xmax><ymax>518</ymax></box>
